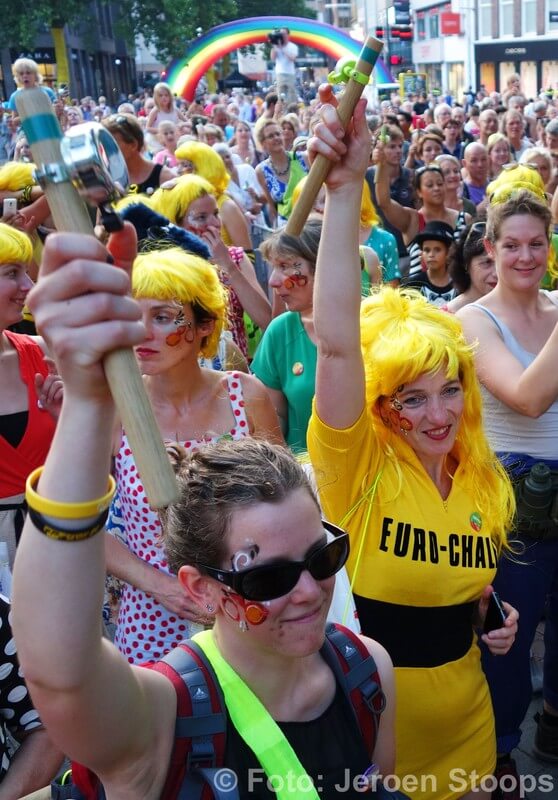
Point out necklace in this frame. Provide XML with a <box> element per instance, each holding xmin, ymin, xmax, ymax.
<box><xmin>269</xmin><ymin>157</ymin><xmax>290</xmax><ymax>178</ymax></box>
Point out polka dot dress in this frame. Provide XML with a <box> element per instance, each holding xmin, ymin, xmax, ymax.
<box><xmin>111</xmin><ymin>373</ymin><xmax>250</xmax><ymax>664</ymax></box>
<box><xmin>0</xmin><ymin>595</ymin><xmax>42</xmax><ymax>777</ymax></box>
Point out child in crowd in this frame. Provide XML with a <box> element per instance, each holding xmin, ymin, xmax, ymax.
<box><xmin>402</xmin><ymin>220</ymin><xmax>456</xmax><ymax>306</ymax></box>
<box><xmin>153</xmin><ymin>120</ymin><xmax>179</xmax><ymax>168</ymax></box>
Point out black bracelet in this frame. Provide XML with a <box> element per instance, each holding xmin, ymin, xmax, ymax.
<box><xmin>27</xmin><ymin>507</ymin><xmax>109</xmax><ymax>542</ymax></box>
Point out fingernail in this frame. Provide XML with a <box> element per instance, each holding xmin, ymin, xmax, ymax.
<box><xmin>106</xmin><ymin>254</ymin><xmax>114</xmax><ymax>265</ymax></box>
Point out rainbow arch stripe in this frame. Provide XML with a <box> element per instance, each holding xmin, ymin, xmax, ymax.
<box><xmin>166</xmin><ymin>16</ymin><xmax>394</xmax><ymax>101</ymax></box>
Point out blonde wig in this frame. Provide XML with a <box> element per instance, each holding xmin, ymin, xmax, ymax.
<box><xmin>132</xmin><ymin>247</ymin><xmax>227</xmax><ymax>358</ymax></box>
<box><xmin>0</xmin><ymin>162</ymin><xmax>37</xmax><ymax>191</ymax></box>
<box><xmin>0</xmin><ymin>222</ymin><xmax>33</xmax><ymax>264</ymax></box>
<box><xmin>149</xmin><ymin>175</ymin><xmax>216</xmax><ymax>227</ymax></box>
<box><xmin>174</xmin><ymin>141</ymin><xmax>229</xmax><ymax>195</ymax></box>
<box><xmin>359</xmin><ymin>286</ymin><xmax>515</xmax><ymax>551</ymax></box>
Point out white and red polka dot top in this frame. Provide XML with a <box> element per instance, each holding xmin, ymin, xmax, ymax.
<box><xmin>112</xmin><ymin>372</ymin><xmax>249</xmax><ymax>664</ymax></box>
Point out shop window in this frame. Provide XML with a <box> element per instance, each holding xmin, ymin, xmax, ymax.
<box><xmin>429</xmin><ymin>13</ymin><xmax>439</xmax><ymax>38</ymax></box>
<box><xmin>479</xmin><ymin>0</ymin><xmax>493</xmax><ymax>37</ymax></box>
<box><xmin>522</xmin><ymin>0</ymin><xmax>537</xmax><ymax>33</ymax></box>
<box><xmin>499</xmin><ymin>0</ymin><xmax>514</xmax><ymax>36</ymax></box>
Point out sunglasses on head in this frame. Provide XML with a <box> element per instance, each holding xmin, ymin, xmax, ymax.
<box><xmin>416</xmin><ymin>164</ymin><xmax>443</xmax><ymax>177</ymax></box>
<box><xmin>464</xmin><ymin>220</ymin><xmax>486</xmax><ymax>246</ymax></box>
<box><xmin>501</xmin><ymin>162</ymin><xmax>539</xmax><ymax>172</ymax></box>
<box><xmin>197</xmin><ymin>520</ymin><xmax>349</xmax><ymax>601</ymax></box>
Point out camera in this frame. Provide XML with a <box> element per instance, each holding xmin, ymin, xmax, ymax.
<box><xmin>268</xmin><ymin>29</ymin><xmax>285</xmax><ymax>46</ymax></box>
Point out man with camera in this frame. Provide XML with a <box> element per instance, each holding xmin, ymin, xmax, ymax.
<box><xmin>269</xmin><ymin>28</ymin><xmax>298</xmax><ymax>105</ymax></box>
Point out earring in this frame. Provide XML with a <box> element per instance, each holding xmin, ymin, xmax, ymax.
<box><xmin>206</xmin><ymin>604</ymin><xmax>215</xmax><ymax>613</ymax></box>
<box><xmin>239</xmin><ymin>620</ymin><xmax>248</xmax><ymax>632</ymax></box>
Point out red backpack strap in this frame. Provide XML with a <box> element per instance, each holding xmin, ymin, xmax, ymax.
<box><xmin>152</xmin><ymin>641</ymin><xmax>234</xmax><ymax>800</ymax></box>
<box><xmin>322</xmin><ymin>623</ymin><xmax>386</xmax><ymax>755</ymax></box>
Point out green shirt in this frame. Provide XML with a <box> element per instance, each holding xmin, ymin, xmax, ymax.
<box><xmin>252</xmin><ymin>312</ymin><xmax>317</xmax><ymax>452</ymax></box>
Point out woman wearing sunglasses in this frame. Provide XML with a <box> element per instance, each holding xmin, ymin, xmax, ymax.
<box><xmin>12</xmin><ymin>227</ymin><xmax>395</xmax><ymax>797</ymax></box>
<box><xmin>103</xmin><ymin>113</ymin><xmax>175</xmax><ymax>196</ymax></box>
<box><xmin>306</xmin><ymin>87</ymin><xmax>518</xmax><ymax>800</ymax></box>
<box><xmin>457</xmin><ymin>183</ymin><xmax>558</xmax><ymax>785</ymax></box>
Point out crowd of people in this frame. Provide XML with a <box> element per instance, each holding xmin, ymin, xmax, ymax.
<box><xmin>0</xmin><ymin>51</ymin><xmax>557</xmax><ymax>800</ymax></box>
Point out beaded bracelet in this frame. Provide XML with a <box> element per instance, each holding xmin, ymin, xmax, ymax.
<box><xmin>27</xmin><ymin>507</ymin><xmax>109</xmax><ymax>542</ymax></box>
<box><xmin>25</xmin><ymin>467</ymin><xmax>116</xmax><ymax>520</ymax></box>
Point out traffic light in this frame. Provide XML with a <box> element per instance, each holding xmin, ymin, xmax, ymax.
<box><xmin>390</xmin><ymin>55</ymin><xmax>403</xmax><ymax>65</ymax></box>
<box><xmin>394</xmin><ymin>0</ymin><xmax>411</xmax><ymax>25</ymax></box>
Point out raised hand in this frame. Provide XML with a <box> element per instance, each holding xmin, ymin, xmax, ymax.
<box><xmin>307</xmin><ymin>84</ymin><xmax>371</xmax><ymax>191</ymax></box>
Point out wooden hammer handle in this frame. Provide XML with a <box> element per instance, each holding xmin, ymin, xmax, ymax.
<box><xmin>285</xmin><ymin>36</ymin><xmax>383</xmax><ymax>237</ymax></box>
<box><xmin>16</xmin><ymin>88</ymin><xmax>179</xmax><ymax>509</ymax></box>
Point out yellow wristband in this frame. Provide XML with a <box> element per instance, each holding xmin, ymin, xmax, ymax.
<box><xmin>25</xmin><ymin>467</ymin><xmax>116</xmax><ymax>520</ymax></box>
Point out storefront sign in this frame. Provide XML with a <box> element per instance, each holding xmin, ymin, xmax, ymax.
<box><xmin>476</xmin><ymin>39</ymin><xmax>558</xmax><ymax>62</ymax></box>
<box><xmin>440</xmin><ymin>12</ymin><xmax>461</xmax><ymax>35</ymax></box>
<box><xmin>10</xmin><ymin>48</ymin><xmax>56</xmax><ymax>64</ymax></box>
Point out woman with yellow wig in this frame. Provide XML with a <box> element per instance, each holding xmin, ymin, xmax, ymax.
<box><xmin>150</xmin><ymin>174</ymin><xmax>271</xmax><ymax>357</ymax></box>
<box><xmin>173</xmin><ymin>139</ymin><xmax>253</xmax><ymax>251</ymax></box>
<box><xmin>105</xmin><ymin>246</ymin><xmax>283</xmax><ymax>663</ymax></box>
<box><xmin>458</xmin><ymin>178</ymin><xmax>558</xmax><ymax>778</ymax></box>
<box><xmin>307</xmin><ymin>89</ymin><xmax>518</xmax><ymax>800</ymax></box>
<box><xmin>0</xmin><ymin>223</ymin><xmax>60</xmax><ymax>567</ymax></box>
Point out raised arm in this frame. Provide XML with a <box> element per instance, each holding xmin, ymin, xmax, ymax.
<box><xmin>12</xmin><ymin>230</ymin><xmax>176</xmax><ymax>788</ymax></box>
<box><xmin>373</xmin><ymin>144</ymin><xmax>416</xmax><ymax>241</ymax></box>
<box><xmin>457</xmin><ymin>301</ymin><xmax>558</xmax><ymax>417</ymax></box>
<box><xmin>310</xmin><ymin>90</ymin><xmax>369</xmax><ymax>429</ymax></box>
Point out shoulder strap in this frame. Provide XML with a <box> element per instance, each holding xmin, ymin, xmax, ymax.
<box><xmin>321</xmin><ymin>623</ymin><xmax>385</xmax><ymax>755</ymax></box>
<box><xmin>154</xmin><ymin>641</ymin><xmax>239</xmax><ymax>800</ymax></box>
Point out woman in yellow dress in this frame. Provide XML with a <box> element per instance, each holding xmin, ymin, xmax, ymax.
<box><xmin>306</xmin><ymin>87</ymin><xmax>519</xmax><ymax>800</ymax></box>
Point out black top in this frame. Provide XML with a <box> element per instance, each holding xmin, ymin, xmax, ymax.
<box><xmin>224</xmin><ymin>683</ymin><xmax>372</xmax><ymax>798</ymax></box>
<box><xmin>134</xmin><ymin>163</ymin><xmax>164</xmax><ymax>195</ymax></box>
<box><xmin>402</xmin><ymin>271</ymin><xmax>455</xmax><ymax>307</ymax></box>
<box><xmin>0</xmin><ymin>411</ymin><xmax>28</xmax><ymax>449</ymax></box>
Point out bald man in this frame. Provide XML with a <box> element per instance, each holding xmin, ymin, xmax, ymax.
<box><xmin>462</xmin><ymin>142</ymin><xmax>489</xmax><ymax>208</ymax></box>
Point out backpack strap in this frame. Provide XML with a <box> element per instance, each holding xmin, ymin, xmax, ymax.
<box><xmin>153</xmin><ymin>640</ymin><xmax>239</xmax><ymax>800</ymax></box>
<box><xmin>322</xmin><ymin>622</ymin><xmax>386</xmax><ymax>755</ymax></box>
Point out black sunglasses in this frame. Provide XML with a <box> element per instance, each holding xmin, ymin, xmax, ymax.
<box><xmin>197</xmin><ymin>520</ymin><xmax>349</xmax><ymax>601</ymax></box>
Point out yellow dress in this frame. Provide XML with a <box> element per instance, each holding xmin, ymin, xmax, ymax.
<box><xmin>308</xmin><ymin>406</ymin><xmax>496</xmax><ymax>800</ymax></box>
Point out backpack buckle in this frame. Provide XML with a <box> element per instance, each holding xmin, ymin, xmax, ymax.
<box><xmin>186</xmin><ymin>744</ymin><xmax>217</xmax><ymax>770</ymax></box>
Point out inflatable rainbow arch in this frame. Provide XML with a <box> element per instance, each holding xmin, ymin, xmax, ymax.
<box><xmin>166</xmin><ymin>16</ymin><xmax>395</xmax><ymax>101</ymax></box>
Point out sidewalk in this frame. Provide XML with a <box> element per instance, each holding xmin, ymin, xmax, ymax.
<box><xmin>513</xmin><ymin>623</ymin><xmax>558</xmax><ymax>799</ymax></box>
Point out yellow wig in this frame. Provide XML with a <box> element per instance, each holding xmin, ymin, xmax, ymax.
<box><xmin>487</xmin><ymin>164</ymin><xmax>546</xmax><ymax>205</ymax></box>
<box><xmin>291</xmin><ymin>178</ymin><xmax>380</xmax><ymax>229</ymax></box>
<box><xmin>149</xmin><ymin>175</ymin><xmax>215</xmax><ymax>227</ymax></box>
<box><xmin>174</xmin><ymin>141</ymin><xmax>229</xmax><ymax>196</ymax></box>
<box><xmin>132</xmin><ymin>247</ymin><xmax>227</xmax><ymax>358</ymax></box>
<box><xmin>0</xmin><ymin>162</ymin><xmax>37</xmax><ymax>191</ymax></box>
<box><xmin>0</xmin><ymin>222</ymin><xmax>33</xmax><ymax>264</ymax></box>
<box><xmin>360</xmin><ymin>286</ymin><xmax>515</xmax><ymax>551</ymax></box>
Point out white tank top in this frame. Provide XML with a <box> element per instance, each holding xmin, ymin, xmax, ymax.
<box><xmin>470</xmin><ymin>292</ymin><xmax>558</xmax><ymax>459</ymax></box>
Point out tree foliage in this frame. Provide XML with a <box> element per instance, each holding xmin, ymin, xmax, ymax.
<box><xmin>0</xmin><ymin>0</ymin><xmax>93</xmax><ymax>50</ymax></box>
<box><xmin>0</xmin><ymin>0</ymin><xmax>315</xmax><ymax>69</ymax></box>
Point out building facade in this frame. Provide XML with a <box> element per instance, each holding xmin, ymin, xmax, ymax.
<box><xmin>0</xmin><ymin>2</ymin><xmax>135</xmax><ymax>104</ymax></box>
<box><xmin>474</xmin><ymin>0</ymin><xmax>558</xmax><ymax>95</ymax></box>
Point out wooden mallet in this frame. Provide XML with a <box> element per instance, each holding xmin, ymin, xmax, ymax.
<box><xmin>285</xmin><ymin>35</ymin><xmax>383</xmax><ymax>237</ymax></box>
<box><xmin>16</xmin><ymin>89</ymin><xmax>179</xmax><ymax>509</ymax></box>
